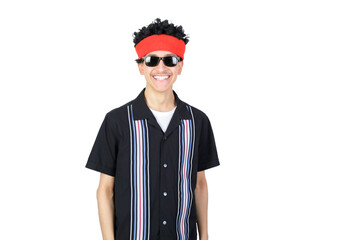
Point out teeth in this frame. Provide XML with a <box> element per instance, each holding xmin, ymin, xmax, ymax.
<box><xmin>153</xmin><ymin>75</ymin><xmax>169</xmax><ymax>80</ymax></box>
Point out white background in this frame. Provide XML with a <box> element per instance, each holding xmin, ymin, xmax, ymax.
<box><xmin>1</xmin><ymin>0</ymin><xmax>359</xmax><ymax>239</ymax></box>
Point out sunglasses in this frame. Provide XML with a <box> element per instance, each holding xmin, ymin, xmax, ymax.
<box><xmin>141</xmin><ymin>56</ymin><xmax>182</xmax><ymax>67</ymax></box>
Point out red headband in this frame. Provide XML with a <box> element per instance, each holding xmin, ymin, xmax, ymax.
<box><xmin>135</xmin><ymin>34</ymin><xmax>186</xmax><ymax>60</ymax></box>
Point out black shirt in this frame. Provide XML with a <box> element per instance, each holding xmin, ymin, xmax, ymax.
<box><xmin>86</xmin><ymin>88</ymin><xmax>220</xmax><ymax>240</ymax></box>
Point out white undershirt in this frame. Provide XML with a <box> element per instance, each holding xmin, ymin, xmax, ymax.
<box><xmin>149</xmin><ymin>106</ymin><xmax>177</xmax><ymax>133</ymax></box>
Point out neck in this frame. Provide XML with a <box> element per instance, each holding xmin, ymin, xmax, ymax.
<box><xmin>144</xmin><ymin>87</ymin><xmax>176</xmax><ymax>112</ymax></box>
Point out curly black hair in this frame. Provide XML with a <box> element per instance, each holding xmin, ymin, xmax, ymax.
<box><xmin>133</xmin><ymin>18</ymin><xmax>189</xmax><ymax>47</ymax></box>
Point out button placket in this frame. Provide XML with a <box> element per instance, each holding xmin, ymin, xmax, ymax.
<box><xmin>160</xmin><ymin>134</ymin><xmax>168</xmax><ymax>229</ymax></box>
<box><xmin>162</xmin><ymin>137</ymin><xmax>168</xmax><ymax>199</ymax></box>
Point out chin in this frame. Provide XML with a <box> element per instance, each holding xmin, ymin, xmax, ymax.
<box><xmin>154</xmin><ymin>86</ymin><xmax>172</xmax><ymax>93</ymax></box>
<box><xmin>150</xmin><ymin>83</ymin><xmax>173</xmax><ymax>93</ymax></box>
<box><xmin>147</xmin><ymin>79</ymin><xmax>175</xmax><ymax>92</ymax></box>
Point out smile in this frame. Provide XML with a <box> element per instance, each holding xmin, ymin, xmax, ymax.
<box><xmin>153</xmin><ymin>75</ymin><xmax>170</xmax><ymax>81</ymax></box>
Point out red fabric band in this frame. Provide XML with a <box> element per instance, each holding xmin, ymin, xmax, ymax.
<box><xmin>135</xmin><ymin>34</ymin><xmax>186</xmax><ymax>60</ymax></box>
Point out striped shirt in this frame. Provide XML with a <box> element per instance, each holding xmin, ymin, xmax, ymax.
<box><xmin>86</xmin><ymin>87</ymin><xmax>220</xmax><ymax>240</ymax></box>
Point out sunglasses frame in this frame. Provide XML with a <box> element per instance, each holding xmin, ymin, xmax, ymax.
<box><xmin>138</xmin><ymin>56</ymin><xmax>182</xmax><ymax>67</ymax></box>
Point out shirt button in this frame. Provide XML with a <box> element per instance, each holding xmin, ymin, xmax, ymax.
<box><xmin>163</xmin><ymin>163</ymin><xmax>167</xmax><ymax>168</ymax></box>
<box><xmin>163</xmin><ymin>192</ymin><xmax>167</xmax><ymax>196</ymax></box>
<box><xmin>163</xmin><ymin>220</ymin><xmax>167</xmax><ymax>225</ymax></box>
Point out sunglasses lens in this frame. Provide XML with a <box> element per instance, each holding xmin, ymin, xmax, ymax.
<box><xmin>163</xmin><ymin>56</ymin><xmax>179</xmax><ymax>67</ymax></box>
<box><xmin>144</xmin><ymin>56</ymin><xmax>159</xmax><ymax>67</ymax></box>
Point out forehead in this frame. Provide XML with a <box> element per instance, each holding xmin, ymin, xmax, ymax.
<box><xmin>146</xmin><ymin>50</ymin><xmax>177</xmax><ymax>57</ymax></box>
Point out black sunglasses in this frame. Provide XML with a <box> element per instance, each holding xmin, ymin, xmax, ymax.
<box><xmin>140</xmin><ymin>56</ymin><xmax>182</xmax><ymax>67</ymax></box>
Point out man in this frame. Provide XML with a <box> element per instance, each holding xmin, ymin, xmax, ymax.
<box><xmin>85</xmin><ymin>18</ymin><xmax>220</xmax><ymax>240</ymax></box>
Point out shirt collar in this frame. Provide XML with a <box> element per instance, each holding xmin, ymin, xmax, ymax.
<box><xmin>132</xmin><ymin>87</ymin><xmax>192</xmax><ymax>121</ymax></box>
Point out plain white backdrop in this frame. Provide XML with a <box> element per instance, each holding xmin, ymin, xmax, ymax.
<box><xmin>0</xmin><ymin>0</ymin><xmax>359</xmax><ymax>239</ymax></box>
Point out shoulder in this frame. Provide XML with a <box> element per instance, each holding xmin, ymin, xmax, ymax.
<box><xmin>103</xmin><ymin>99</ymin><xmax>135</xmax><ymax>125</ymax></box>
<box><xmin>181</xmin><ymin>100</ymin><xmax>212</xmax><ymax>124</ymax></box>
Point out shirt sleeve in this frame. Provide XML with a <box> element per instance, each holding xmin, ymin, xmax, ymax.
<box><xmin>85</xmin><ymin>113</ymin><xmax>119</xmax><ymax>177</ymax></box>
<box><xmin>197</xmin><ymin>114</ymin><xmax>220</xmax><ymax>172</ymax></box>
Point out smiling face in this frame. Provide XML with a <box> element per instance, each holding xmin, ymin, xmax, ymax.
<box><xmin>138</xmin><ymin>50</ymin><xmax>184</xmax><ymax>94</ymax></box>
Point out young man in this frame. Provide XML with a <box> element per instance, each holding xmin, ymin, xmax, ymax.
<box><xmin>85</xmin><ymin>18</ymin><xmax>220</xmax><ymax>240</ymax></box>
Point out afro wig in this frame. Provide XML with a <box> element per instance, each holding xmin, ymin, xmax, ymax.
<box><xmin>133</xmin><ymin>18</ymin><xmax>189</xmax><ymax>47</ymax></box>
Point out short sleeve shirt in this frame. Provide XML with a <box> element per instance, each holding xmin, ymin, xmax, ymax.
<box><xmin>85</xmin><ymin>88</ymin><xmax>220</xmax><ymax>240</ymax></box>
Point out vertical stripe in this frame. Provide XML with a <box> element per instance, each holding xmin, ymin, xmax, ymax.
<box><xmin>177</xmin><ymin>105</ymin><xmax>196</xmax><ymax>240</ymax></box>
<box><xmin>187</xmin><ymin>106</ymin><xmax>195</xmax><ymax>240</ymax></box>
<box><xmin>128</xmin><ymin>105</ymin><xmax>150</xmax><ymax>240</ymax></box>
<box><xmin>136</xmin><ymin>120</ymin><xmax>142</xmax><ymax>240</ymax></box>
<box><xmin>141</xmin><ymin>120</ymin><xmax>147</xmax><ymax>239</ymax></box>
<box><xmin>131</xmin><ymin>105</ymin><xmax>138</xmax><ymax>240</ymax></box>
<box><xmin>127</xmin><ymin>106</ymin><xmax>133</xmax><ymax>240</ymax></box>
<box><xmin>176</xmin><ymin>127</ymin><xmax>181</xmax><ymax>240</ymax></box>
<box><xmin>145</xmin><ymin>119</ymin><xmax>150</xmax><ymax>240</ymax></box>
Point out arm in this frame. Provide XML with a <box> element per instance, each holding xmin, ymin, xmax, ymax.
<box><xmin>96</xmin><ymin>173</ymin><xmax>115</xmax><ymax>240</ymax></box>
<box><xmin>195</xmin><ymin>170</ymin><xmax>209</xmax><ymax>240</ymax></box>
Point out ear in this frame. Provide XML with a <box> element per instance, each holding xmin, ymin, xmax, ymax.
<box><xmin>137</xmin><ymin>63</ymin><xmax>144</xmax><ymax>75</ymax></box>
<box><xmin>177</xmin><ymin>60</ymin><xmax>184</xmax><ymax>75</ymax></box>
